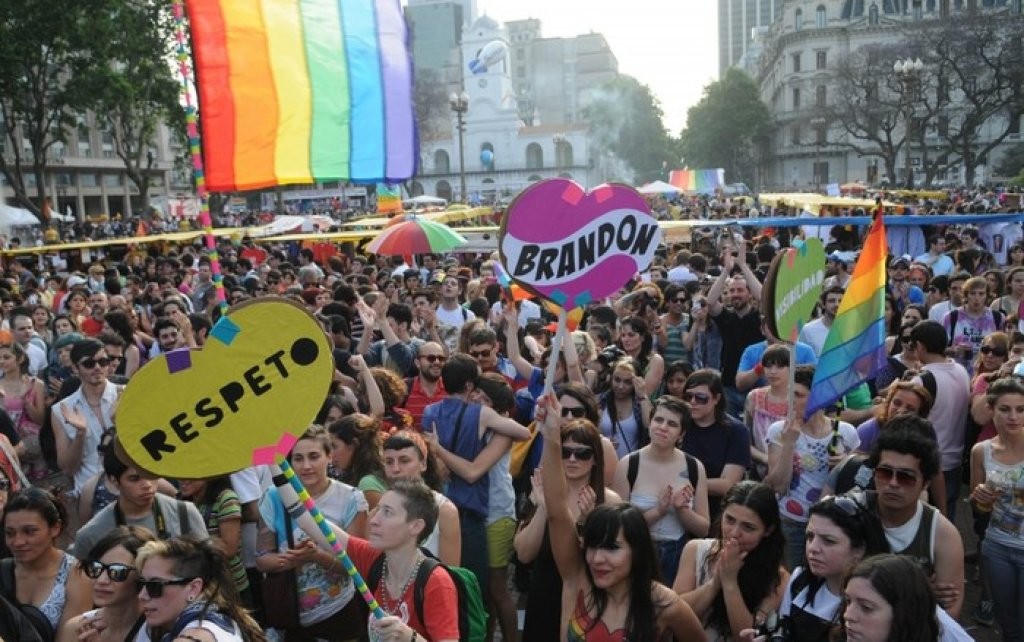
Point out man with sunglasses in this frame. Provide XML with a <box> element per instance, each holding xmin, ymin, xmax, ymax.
<box><xmin>72</xmin><ymin>447</ymin><xmax>208</xmax><ymax>560</ymax></box>
<box><xmin>52</xmin><ymin>339</ymin><xmax>124</xmax><ymax>512</ymax></box>
<box><xmin>655</xmin><ymin>284</ymin><xmax>689</xmax><ymax>366</ymax></box>
<box><xmin>401</xmin><ymin>342</ymin><xmax>447</xmax><ymax>430</ymax></box>
<box><xmin>864</xmin><ymin>423</ymin><xmax>965</xmax><ymax>618</ymax></box>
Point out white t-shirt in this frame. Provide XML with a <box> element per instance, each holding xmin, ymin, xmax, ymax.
<box><xmin>798</xmin><ymin>318</ymin><xmax>831</xmax><ymax>357</ymax></box>
<box><xmin>435</xmin><ymin>304</ymin><xmax>475</xmax><ymax>329</ymax></box>
<box><xmin>917</xmin><ymin>360</ymin><xmax>970</xmax><ymax>472</ymax></box>
<box><xmin>490</xmin><ymin>299</ymin><xmax>542</xmax><ymax>327</ymax></box>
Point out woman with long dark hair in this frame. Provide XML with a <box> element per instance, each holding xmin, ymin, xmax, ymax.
<box><xmin>535</xmin><ymin>394</ymin><xmax>705</xmax><ymax>641</ymax></box>
<box><xmin>674</xmin><ymin>481</ymin><xmax>787</xmax><ymax>641</ymax></box>
<box><xmin>617</xmin><ymin>316</ymin><xmax>664</xmax><ymax>397</ymax></box>
<box><xmin>328</xmin><ymin>414</ymin><xmax>386</xmax><ymax>511</ymax></box>
<box><xmin>597</xmin><ymin>358</ymin><xmax>652</xmax><ymax>459</ymax></box>
<box><xmin>102</xmin><ymin>310</ymin><xmax>141</xmax><ymax>377</ymax></box>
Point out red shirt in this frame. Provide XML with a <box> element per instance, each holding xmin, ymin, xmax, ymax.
<box><xmin>347</xmin><ymin>537</ymin><xmax>460</xmax><ymax>641</ymax></box>
<box><xmin>402</xmin><ymin>377</ymin><xmax>446</xmax><ymax>431</ymax></box>
<box><xmin>80</xmin><ymin>317</ymin><xmax>104</xmax><ymax>337</ymax></box>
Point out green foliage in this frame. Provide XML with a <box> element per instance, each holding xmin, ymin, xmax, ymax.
<box><xmin>995</xmin><ymin>146</ymin><xmax>1024</xmax><ymax>179</ymax></box>
<box><xmin>581</xmin><ymin>75</ymin><xmax>681</xmax><ymax>184</ymax></box>
<box><xmin>0</xmin><ymin>0</ymin><xmax>181</xmax><ymax>219</ymax></box>
<box><xmin>679</xmin><ymin>68</ymin><xmax>772</xmax><ymax>186</ymax></box>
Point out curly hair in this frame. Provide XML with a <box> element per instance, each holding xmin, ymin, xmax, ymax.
<box><xmin>368</xmin><ymin>367</ymin><xmax>408</xmax><ymax>412</ymax></box>
<box><xmin>328</xmin><ymin>413</ymin><xmax>385</xmax><ymax>486</ymax></box>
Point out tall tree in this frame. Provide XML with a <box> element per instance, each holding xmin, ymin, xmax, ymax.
<box><xmin>0</xmin><ymin>0</ymin><xmax>103</xmax><ymax>219</ymax></box>
<box><xmin>81</xmin><ymin>0</ymin><xmax>184</xmax><ymax>210</ymax></box>
<box><xmin>910</xmin><ymin>12</ymin><xmax>1024</xmax><ymax>186</ymax></box>
<box><xmin>679</xmin><ymin>68</ymin><xmax>771</xmax><ymax>187</ymax></box>
<box><xmin>581</xmin><ymin>75</ymin><xmax>681</xmax><ymax>184</ymax></box>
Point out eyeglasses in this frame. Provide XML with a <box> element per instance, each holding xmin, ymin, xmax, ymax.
<box><xmin>981</xmin><ymin>345</ymin><xmax>1008</xmax><ymax>357</ymax></box>
<box><xmin>682</xmin><ymin>392</ymin><xmax>711</xmax><ymax>405</ymax></box>
<box><xmin>78</xmin><ymin>357</ymin><xmax>111</xmax><ymax>369</ymax></box>
<box><xmin>561</xmin><ymin>446</ymin><xmax>594</xmax><ymax>461</ymax></box>
<box><xmin>137</xmin><ymin>577</ymin><xmax>195</xmax><ymax>598</ymax></box>
<box><xmin>85</xmin><ymin>561</ymin><xmax>135</xmax><ymax>582</ymax></box>
<box><xmin>420</xmin><ymin>355</ymin><xmax>446</xmax><ymax>363</ymax></box>
<box><xmin>874</xmin><ymin>464</ymin><xmax>920</xmax><ymax>487</ymax></box>
<box><xmin>561</xmin><ymin>407</ymin><xmax>587</xmax><ymax>418</ymax></box>
<box><xmin>468</xmin><ymin>349</ymin><xmax>492</xmax><ymax>359</ymax></box>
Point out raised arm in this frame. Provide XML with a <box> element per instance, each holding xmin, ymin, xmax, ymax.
<box><xmin>349</xmin><ymin>355</ymin><xmax>384</xmax><ymax>419</ymax></box>
<box><xmin>706</xmin><ymin>250</ymin><xmax>734</xmax><ymax>317</ymax></box>
<box><xmin>431</xmin><ymin>433</ymin><xmax>512</xmax><ymax>484</ymax></box>
<box><xmin>537</xmin><ymin>394</ymin><xmax>584</xmax><ymax>581</ymax></box>
<box><xmin>480</xmin><ymin>405</ymin><xmax>531</xmax><ymax>441</ymax></box>
<box><xmin>502</xmin><ymin>304</ymin><xmax>536</xmax><ymax>381</ymax></box>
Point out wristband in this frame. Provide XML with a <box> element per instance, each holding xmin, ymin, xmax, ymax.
<box><xmin>754</xmin><ymin>363</ymin><xmax>764</xmax><ymax>376</ymax></box>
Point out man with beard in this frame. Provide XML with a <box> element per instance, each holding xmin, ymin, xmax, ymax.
<box><xmin>707</xmin><ymin>248</ymin><xmax>764</xmax><ymax>417</ymax></box>
<box><xmin>929</xmin><ymin>271</ymin><xmax>967</xmax><ymax>323</ymax></box>
<box><xmin>798</xmin><ymin>286</ymin><xmax>844</xmax><ymax>357</ymax></box>
<box><xmin>401</xmin><ymin>342</ymin><xmax>447</xmax><ymax>430</ymax></box>
<box><xmin>888</xmin><ymin>256</ymin><xmax>926</xmax><ymax>313</ymax></box>
<box><xmin>79</xmin><ymin>291</ymin><xmax>108</xmax><ymax>337</ymax></box>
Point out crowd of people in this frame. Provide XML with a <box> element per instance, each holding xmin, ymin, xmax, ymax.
<box><xmin>0</xmin><ymin>203</ymin><xmax>1020</xmax><ymax>642</ymax></box>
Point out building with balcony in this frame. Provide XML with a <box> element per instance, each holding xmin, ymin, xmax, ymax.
<box><xmin>753</xmin><ymin>0</ymin><xmax>1024</xmax><ymax>189</ymax></box>
<box><xmin>0</xmin><ymin>114</ymin><xmax>185</xmax><ymax>220</ymax></box>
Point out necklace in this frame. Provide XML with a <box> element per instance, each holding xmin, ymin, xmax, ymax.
<box><xmin>379</xmin><ymin>552</ymin><xmax>425</xmax><ymax>616</ymax></box>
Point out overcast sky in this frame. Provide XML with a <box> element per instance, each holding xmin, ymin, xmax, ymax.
<box><xmin>481</xmin><ymin>0</ymin><xmax>720</xmax><ymax>135</ymax></box>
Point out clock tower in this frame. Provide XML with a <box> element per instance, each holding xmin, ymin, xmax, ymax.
<box><xmin>460</xmin><ymin>16</ymin><xmax>517</xmax><ymax>125</ymax></box>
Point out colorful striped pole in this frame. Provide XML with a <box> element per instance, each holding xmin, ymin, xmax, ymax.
<box><xmin>272</xmin><ymin>456</ymin><xmax>386</xmax><ymax>619</ymax></box>
<box><xmin>171</xmin><ymin>0</ymin><xmax>227</xmax><ymax>312</ymax></box>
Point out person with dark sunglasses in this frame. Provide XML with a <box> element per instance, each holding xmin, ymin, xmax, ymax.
<box><xmin>862</xmin><ymin>423</ymin><xmax>966</xmax><ymax>619</ymax></box>
<box><xmin>62</xmin><ymin>526</ymin><xmax>156</xmax><ymax>642</ymax></box>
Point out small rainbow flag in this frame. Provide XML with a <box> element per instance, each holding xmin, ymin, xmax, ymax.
<box><xmin>669</xmin><ymin>168</ymin><xmax>725</xmax><ymax>194</ymax></box>
<box><xmin>376</xmin><ymin>184</ymin><xmax>403</xmax><ymax>215</ymax></box>
<box><xmin>804</xmin><ymin>207</ymin><xmax>889</xmax><ymax>418</ymax></box>
<box><xmin>185</xmin><ymin>0</ymin><xmax>416</xmax><ymax>192</ymax></box>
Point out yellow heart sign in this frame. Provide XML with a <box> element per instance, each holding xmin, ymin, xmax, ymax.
<box><xmin>116</xmin><ymin>299</ymin><xmax>333</xmax><ymax>478</ymax></box>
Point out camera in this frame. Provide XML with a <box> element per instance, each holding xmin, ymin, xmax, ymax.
<box><xmin>597</xmin><ymin>345</ymin><xmax>625</xmax><ymax>367</ymax></box>
<box><xmin>755</xmin><ymin>612</ymin><xmax>790</xmax><ymax>642</ymax></box>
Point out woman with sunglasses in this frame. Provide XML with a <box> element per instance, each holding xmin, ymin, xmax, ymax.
<box><xmin>874</xmin><ymin>323</ymin><xmax>923</xmax><ymax>392</ymax></box>
<box><xmin>741</xmin><ymin>494</ymin><xmax>889</xmax><ymax>642</ymax></box>
<box><xmin>613</xmin><ymin>395</ymin><xmax>710</xmax><ymax>586</ymax></box>
<box><xmin>135</xmin><ymin>537</ymin><xmax>265</xmax><ymax>642</ymax></box>
<box><xmin>534</xmin><ymin>393</ymin><xmax>706</xmax><ymax>642</ymax></box>
<box><xmin>515</xmin><ymin>397</ymin><xmax>622</xmax><ymax>640</ymax></box>
<box><xmin>598</xmin><ymin>358</ymin><xmax>652</xmax><ymax>459</ymax></box>
<box><xmin>970</xmin><ymin>376</ymin><xmax>1024</xmax><ymax>640</ymax></box>
<box><xmin>681</xmin><ymin>370</ymin><xmax>751</xmax><ymax>518</ymax></box>
<box><xmin>1</xmin><ymin>488</ymin><xmax>92</xmax><ymax>637</ymax></box>
<box><xmin>674</xmin><ymin>481</ymin><xmax>787</xmax><ymax>642</ymax></box>
<box><xmin>381</xmin><ymin>430</ymin><xmax>461</xmax><ymax>566</ymax></box>
<box><xmin>765</xmin><ymin>366</ymin><xmax>860</xmax><ymax>569</ymax></box>
<box><xmin>61</xmin><ymin>526</ymin><xmax>156</xmax><ymax>642</ymax></box>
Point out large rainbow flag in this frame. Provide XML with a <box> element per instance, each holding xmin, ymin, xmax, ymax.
<box><xmin>376</xmin><ymin>184</ymin><xmax>403</xmax><ymax>215</ymax></box>
<box><xmin>185</xmin><ymin>0</ymin><xmax>416</xmax><ymax>192</ymax></box>
<box><xmin>804</xmin><ymin>207</ymin><xmax>889</xmax><ymax>418</ymax></box>
<box><xmin>669</xmin><ymin>168</ymin><xmax>725</xmax><ymax>194</ymax></box>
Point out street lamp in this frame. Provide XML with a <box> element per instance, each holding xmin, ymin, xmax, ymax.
<box><xmin>810</xmin><ymin>116</ymin><xmax>827</xmax><ymax>191</ymax></box>
<box><xmin>448</xmin><ymin>91</ymin><xmax>469</xmax><ymax>203</ymax></box>
<box><xmin>893</xmin><ymin>57</ymin><xmax>924</xmax><ymax>188</ymax></box>
<box><xmin>552</xmin><ymin>133</ymin><xmax>567</xmax><ymax>168</ymax></box>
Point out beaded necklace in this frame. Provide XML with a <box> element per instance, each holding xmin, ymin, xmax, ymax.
<box><xmin>379</xmin><ymin>552</ymin><xmax>425</xmax><ymax>616</ymax></box>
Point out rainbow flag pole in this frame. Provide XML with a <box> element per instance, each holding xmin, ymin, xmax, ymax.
<box><xmin>272</xmin><ymin>456</ymin><xmax>386</xmax><ymax>619</ymax></box>
<box><xmin>171</xmin><ymin>0</ymin><xmax>226</xmax><ymax>311</ymax></box>
<box><xmin>804</xmin><ymin>204</ymin><xmax>889</xmax><ymax>418</ymax></box>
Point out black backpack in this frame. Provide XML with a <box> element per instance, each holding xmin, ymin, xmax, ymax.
<box><xmin>0</xmin><ymin>559</ymin><xmax>54</xmax><ymax>642</ymax></box>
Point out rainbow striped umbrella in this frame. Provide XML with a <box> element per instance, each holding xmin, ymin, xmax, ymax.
<box><xmin>367</xmin><ymin>216</ymin><xmax>467</xmax><ymax>255</ymax></box>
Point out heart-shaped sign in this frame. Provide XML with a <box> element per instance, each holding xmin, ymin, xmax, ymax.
<box><xmin>115</xmin><ymin>299</ymin><xmax>333</xmax><ymax>478</ymax></box>
<box><xmin>762</xmin><ymin>237</ymin><xmax>826</xmax><ymax>343</ymax></box>
<box><xmin>499</xmin><ymin>179</ymin><xmax>661</xmax><ymax>309</ymax></box>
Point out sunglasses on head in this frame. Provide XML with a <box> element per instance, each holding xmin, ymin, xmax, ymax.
<box><xmin>822</xmin><ymin>492</ymin><xmax>867</xmax><ymax>517</ymax></box>
<box><xmin>981</xmin><ymin>345</ymin><xmax>1008</xmax><ymax>357</ymax></box>
<box><xmin>420</xmin><ymin>354</ymin><xmax>446</xmax><ymax>363</ymax></box>
<box><xmin>873</xmin><ymin>464</ymin><xmax>920</xmax><ymax>487</ymax></box>
<box><xmin>682</xmin><ymin>391</ymin><xmax>711</xmax><ymax>405</ymax></box>
<box><xmin>137</xmin><ymin>577</ymin><xmax>194</xmax><ymax>598</ymax></box>
<box><xmin>561</xmin><ymin>406</ymin><xmax>587</xmax><ymax>418</ymax></box>
<box><xmin>85</xmin><ymin>561</ymin><xmax>135</xmax><ymax>582</ymax></box>
<box><xmin>561</xmin><ymin>446</ymin><xmax>594</xmax><ymax>461</ymax></box>
<box><xmin>78</xmin><ymin>357</ymin><xmax>111</xmax><ymax>369</ymax></box>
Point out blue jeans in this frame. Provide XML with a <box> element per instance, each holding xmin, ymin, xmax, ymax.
<box><xmin>656</xmin><ymin>537</ymin><xmax>686</xmax><ymax>586</ymax></box>
<box><xmin>459</xmin><ymin>510</ymin><xmax>489</xmax><ymax>591</ymax></box>
<box><xmin>981</xmin><ymin>538</ymin><xmax>1024</xmax><ymax>642</ymax></box>
<box><xmin>781</xmin><ymin>517</ymin><xmax>807</xmax><ymax>571</ymax></box>
<box><xmin>942</xmin><ymin>467</ymin><xmax>961</xmax><ymax>522</ymax></box>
